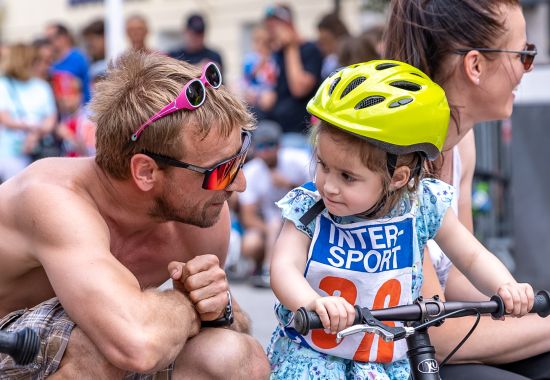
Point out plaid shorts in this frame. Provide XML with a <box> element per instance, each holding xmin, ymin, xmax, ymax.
<box><xmin>0</xmin><ymin>298</ymin><xmax>174</xmax><ymax>379</ymax></box>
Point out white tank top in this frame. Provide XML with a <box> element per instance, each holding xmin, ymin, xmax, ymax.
<box><xmin>427</xmin><ymin>146</ymin><xmax>461</xmax><ymax>288</ymax></box>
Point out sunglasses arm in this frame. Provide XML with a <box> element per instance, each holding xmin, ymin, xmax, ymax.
<box><xmin>131</xmin><ymin>101</ymin><xmax>179</xmax><ymax>141</ymax></box>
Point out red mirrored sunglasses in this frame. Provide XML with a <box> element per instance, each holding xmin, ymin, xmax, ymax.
<box><xmin>142</xmin><ymin>131</ymin><xmax>251</xmax><ymax>190</ymax></box>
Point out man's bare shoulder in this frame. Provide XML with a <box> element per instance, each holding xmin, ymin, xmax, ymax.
<box><xmin>1</xmin><ymin>158</ymin><xmax>108</xmax><ymax>242</ymax></box>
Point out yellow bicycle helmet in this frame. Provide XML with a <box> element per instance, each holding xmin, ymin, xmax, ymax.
<box><xmin>307</xmin><ymin>60</ymin><xmax>450</xmax><ymax>160</ymax></box>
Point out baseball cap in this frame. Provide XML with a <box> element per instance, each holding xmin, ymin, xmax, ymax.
<box><xmin>186</xmin><ymin>13</ymin><xmax>206</xmax><ymax>34</ymax></box>
<box><xmin>264</xmin><ymin>4</ymin><xmax>293</xmax><ymax>23</ymax></box>
<box><xmin>253</xmin><ymin>120</ymin><xmax>282</xmax><ymax>146</ymax></box>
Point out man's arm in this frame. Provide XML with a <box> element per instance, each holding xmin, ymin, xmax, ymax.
<box><xmin>22</xmin><ymin>185</ymin><xmax>200</xmax><ymax>373</ymax></box>
<box><xmin>169</xmin><ymin>203</ymin><xmax>251</xmax><ymax>333</ymax></box>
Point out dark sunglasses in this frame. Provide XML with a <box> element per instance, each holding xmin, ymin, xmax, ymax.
<box><xmin>131</xmin><ymin>62</ymin><xmax>222</xmax><ymax>142</ymax></box>
<box><xmin>142</xmin><ymin>131</ymin><xmax>251</xmax><ymax>190</ymax></box>
<box><xmin>255</xmin><ymin>140</ymin><xmax>278</xmax><ymax>151</ymax></box>
<box><xmin>455</xmin><ymin>43</ymin><xmax>537</xmax><ymax>71</ymax></box>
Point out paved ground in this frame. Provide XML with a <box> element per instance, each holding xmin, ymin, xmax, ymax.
<box><xmin>230</xmin><ymin>280</ymin><xmax>278</xmax><ymax>349</ymax></box>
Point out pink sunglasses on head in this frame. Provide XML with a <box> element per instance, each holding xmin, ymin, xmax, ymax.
<box><xmin>131</xmin><ymin>61</ymin><xmax>222</xmax><ymax>142</ymax></box>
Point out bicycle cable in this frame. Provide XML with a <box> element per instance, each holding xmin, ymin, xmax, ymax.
<box><xmin>408</xmin><ymin>308</ymin><xmax>482</xmax><ymax>367</ymax></box>
<box><xmin>439</xmin><ymin>310</ymin><xmax>481</xmax><ymax>367</ymax></box>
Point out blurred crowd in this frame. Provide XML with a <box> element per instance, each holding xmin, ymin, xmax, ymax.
<box><xmin>0</xmin><ymin>3</ymin><xmax>383</xmax><ymax>287</ymax></box>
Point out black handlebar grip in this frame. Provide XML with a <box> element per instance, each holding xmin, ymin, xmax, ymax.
<box><xmin>294</xmin><ymin>306</ymin><xmax>362</xmax><ymax>335</ymax></box>
<box><xmin>294</xmin><ymin>307</ymin><xmax>319</xmax><ymax>335</ymax></box>
<box><xmin>532</xmin><ymin>290</ymin><xmax>550</xmax><ymax>318</ymax></box>
<box><xmin>0</xmin><ymin>328</ymin><xmax>40</xmax><ymax>365</ymax></box>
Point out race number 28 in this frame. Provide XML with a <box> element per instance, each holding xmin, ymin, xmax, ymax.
<box><xmin>311</xmin><ymin>276</ymin><xmax>401</xmax><ymax>362</ymax></box>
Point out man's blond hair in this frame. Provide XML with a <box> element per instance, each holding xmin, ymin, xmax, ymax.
<box><xmin>91</xmin><ymin>52</ymin><xmax>255</xmax><ymax>179</ymax></box>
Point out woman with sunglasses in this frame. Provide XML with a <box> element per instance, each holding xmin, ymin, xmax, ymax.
<box><xmin>384</xmin><ymin>1</ymin><xmax>547</xmax><ymax>379</ymax></box>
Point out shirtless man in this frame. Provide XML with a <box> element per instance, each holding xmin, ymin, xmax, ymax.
<box><xmin>0</xmin><ymin>52</ymin><xmax>270</xmax><ymax>379</ymax></box>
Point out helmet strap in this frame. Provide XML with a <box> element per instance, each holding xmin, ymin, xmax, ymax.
<box><xmin>411</xmin><ymin>153</ymin><xmax>425</xmax><ymax>179</ymax></box>
<box><xmin>387</xmin><ymin>152</ymin><xmax>425</xmax><ymax>182</ymax></box>
<box><xmin>386</xmin><ymin>153</ymin><xmax>397</xmax><ymax>178</ymax></box>
<box><xmin>357</xmin><ymin>193</ymin><xmax>388</xmax><ymax>219</ymax></box>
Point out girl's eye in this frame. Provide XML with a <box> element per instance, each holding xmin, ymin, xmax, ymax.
<box><xmin>316</xmin><ymin>160</ymin><xmax>328</xmax><ymax>171</ymax></box>
<box><xmin>342</xmin><ymin>172</ymin><xmax>355</xmax><ymax>182</ymax></box>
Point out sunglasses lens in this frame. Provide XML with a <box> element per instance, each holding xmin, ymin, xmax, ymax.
<box><xmin>524</xmin><ymin>43</ymin><xmax>536</xmax><ymax>70</ymax></box>
<box><xmin>204</xmin><ymin>156</ymin><xmax>242</xmax><ymax>190</ymax></box>
<box><xmin>202</xmin><ymin>132</ymin><xmax>250</xmax><ymax>190</ymax></box>
<box><xmin>205</xmin><ymin>64</ymin><xmax>222</xmax><ymax>88</ymax></box>
<box><xmin>186</xmin><ymin>80</ymin><xmax>205</xmax><ymax>107</ymax></box>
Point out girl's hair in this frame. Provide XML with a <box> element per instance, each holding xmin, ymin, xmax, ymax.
<box><xmin>2</xmin><ymin>43</ymin><xmax>37</xmax><ymax>81</ymax></box>
<box><xmin>384</xmin><ymin>0</ymin><xmax>519</xmax><ymax>83</ymax></box>
<box><xmin>91</xmin><ymin>51</ymin><xmax>255</xmax><ymax>180</ymax></box>
<box><xmin>311</xmin><ymin>121</ymin><xmax>423</xmax><ymax>219</ymax></box>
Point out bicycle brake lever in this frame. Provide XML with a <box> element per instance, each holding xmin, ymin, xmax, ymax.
<box><xmin>336</xmin><ymin>323</ymin><xmax>397</xmax><ymax>343</ymax></box>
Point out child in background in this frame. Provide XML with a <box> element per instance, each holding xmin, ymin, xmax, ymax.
<box><xmin>267</xmin><ymin>61</ymin><xmax>533</xmax><ymax>379</ymax></box>
<box><xmin>52</xmin><ymin>71</ymin><xmax>96</xmax><ymax>157</ymax></box>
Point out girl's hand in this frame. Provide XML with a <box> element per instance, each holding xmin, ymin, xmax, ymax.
<box><xmin>497</xmin><ymin>282</ymin><xmax>534</xmax><ymax>317</ymax></box>
<box><xmin>307</xmin><ymin>296</ymin><xmax>356</xmax><ymax>334</ymax></box>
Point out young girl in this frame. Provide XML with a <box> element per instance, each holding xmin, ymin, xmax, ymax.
<box><xmin>267</xmin><ymin>60</ymin><xmax>534</xmax><ymax>379</ymax></box>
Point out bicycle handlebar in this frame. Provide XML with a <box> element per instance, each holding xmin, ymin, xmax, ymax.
<box><xmin>293</xmin><ymin>290</ymin><xmax>550</xmax><ymax>335</ymax></box>
<box><xmin>0</xmin><ymin>328</ymin><xmax>40</xmax><ymax>365</ymax></box>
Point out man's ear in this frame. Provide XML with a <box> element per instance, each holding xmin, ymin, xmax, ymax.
<box><xmin>462</xmin><ymin>50</ymin><xmax>483</xmax><ymax>85</ymax></box>
<box><xmin>130</xmin><ymin>154</ymin><xmax>160</xmax><ymax>191</ymax></box>
<box><xmin>389</xmin><ymin>166</ymin><xmax>411</xmax><ymax>191</ymax></box>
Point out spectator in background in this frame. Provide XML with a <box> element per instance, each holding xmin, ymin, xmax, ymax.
<box><xmin>81</xmin><ymin>19</ymin><xmax>107</xmax><ymax>82</ymax></box>
<box><xmin>362</xmin><ymin>24</ymin><xmax>385</xmax><ymax>58</ymax></box>
<box><xmin>45</xmin><ymin>23</ymin><xmax>91</xmax><ymax>103</ymax></box>
<box><xmin>241</xmin><ymin>24</ymin><xmax>277</xmax><ymax>121</ymax></box>
<box><xmin>239</xmin><ymin>120</ymin><xmax>312</xmax><ymax>288</ymax></box>
<box><xmin>337</xmin><ymin>30</ymin><xmax>381</xmax><ymax>67</ymax></box>
<box><xmin>0</xmin><ymin>43</ymin><xmax>57</xmax><ymax>181</ymax></box>
<box><xmin>263</xmin><ymin>3</ymin><xmax>323</xmax><ymax>148</ymax></box>
<box><xmin>32</xmin><ymin>38</ymin><xmax>54</xmax><ymax>81</ymax></box>
<box><xmin>316</xmin><ymin>12</ymin><xmax>349</xmax><ymax>78</ymax></box>
<box><xmin>169</xmin><ymin>13</ymin><xmax>223</xmax><ymax>72</ymax></box>
<box><xmin>125</xmin><ymin>14</ymin><xmax>153</xmax><ymax>54</ymax></box>
<box><xmin>53</xmin><ymin>72</ymin><xmax>96</xmax><ymax>157</ymax></box>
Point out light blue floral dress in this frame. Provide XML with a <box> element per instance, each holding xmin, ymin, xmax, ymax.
<box><xmin>267</xmin><ymin>178</ymin><xmax>454</xmax><ymax>380</ymax></box>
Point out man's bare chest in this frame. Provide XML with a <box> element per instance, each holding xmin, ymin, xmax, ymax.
<box><xmin>110</xmin><ymin>230</ymin><xmax>190</xmax><ymax>288</ymax></box>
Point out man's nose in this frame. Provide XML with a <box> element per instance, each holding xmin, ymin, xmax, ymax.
<box><xmin>226</xmin><ymin>169</ymin><xmax>247</xmax><ymax>193</ymax></box>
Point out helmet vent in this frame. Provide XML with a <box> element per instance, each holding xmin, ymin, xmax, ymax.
<box><xmin>390</xmin><ymin>81</ymin><xmax>421</xmax><ymax>91</ymax></box>
<box><xmin>389</xmin><ymin>97</ymin><xmax>414</xmax><ymax>108</ymax></box>
<box><xmin>340</xmin><ymin>76</ymin><xmax>366</xmax><ymax>99</ymax></box>
<box><xmin>328</xmin><ymin>77</ymin><xmax>341</xmax><ymax>96</ymax></box>
<box><xmin>376</xmin><ymin>63</ymin><xmax>399</xmax><ymax>70</ymax></box>
<box><xmin>328</xmin><ymin>67</ymin><xmax>344</xmax><ymax>78</ymax></box>
<box><xmin>355</xmin><ymin>96</ymin><xmax>385</xmax><ymax>109</ymax></box>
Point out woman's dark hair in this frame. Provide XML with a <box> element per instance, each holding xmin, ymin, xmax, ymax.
<box><xmin>338</xmin><ymin>32</ymin><xmax>380</xmax><ymax>67</ymax></box>
<box><xmin>384</xmin><ymin>0</ymin><xmax>519</xmax><ymax>82</ymax></box>
<box><xmin>317</xmin><ymin>12</ymin><xmax>349</xmax><ymax>39</ymax></box>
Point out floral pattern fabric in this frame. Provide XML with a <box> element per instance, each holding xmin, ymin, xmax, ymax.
<box><xmin>268</xmin><ymin>178</ymin><xmax>454</xmax><ymax>379</ymax></box>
